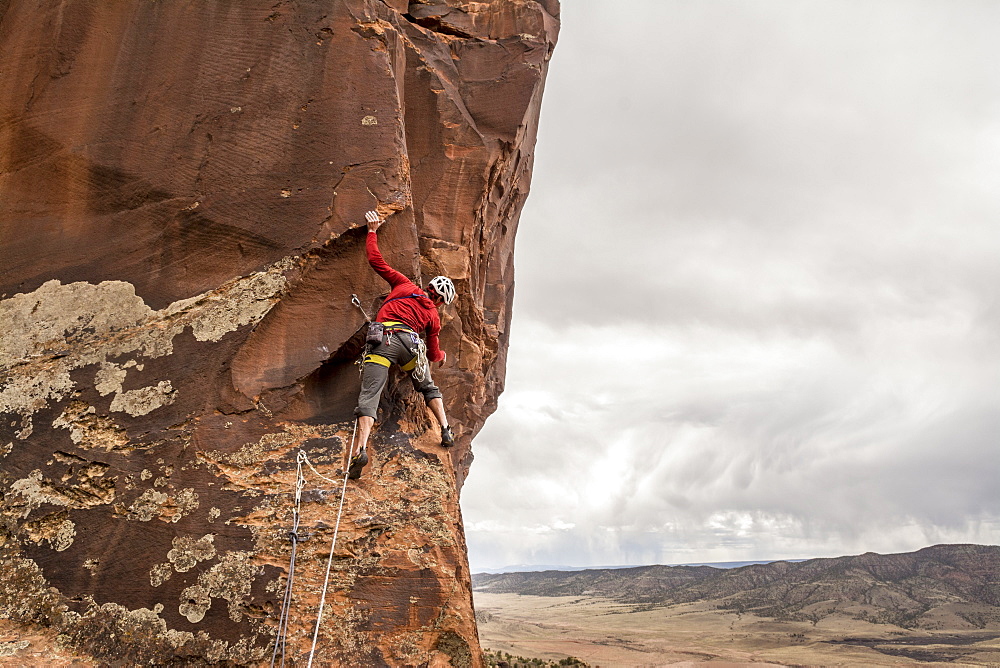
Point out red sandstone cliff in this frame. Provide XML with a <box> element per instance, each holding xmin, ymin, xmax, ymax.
<box><xmin>0</xmin><ymin>1</ymin><xmax>559</xmax><ymax>664</ymax></box>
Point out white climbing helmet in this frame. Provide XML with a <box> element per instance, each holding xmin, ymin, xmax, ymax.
<box><xmin>427</xmin><ymin>276</ymin><xmax>456</xmax><ymax>305</ymax></box>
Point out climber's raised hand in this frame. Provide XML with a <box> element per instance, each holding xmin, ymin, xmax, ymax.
<box><xmin>365</xmin><ymin>210</ymin><xmax>382</xmax><ymax>232</ymax></box>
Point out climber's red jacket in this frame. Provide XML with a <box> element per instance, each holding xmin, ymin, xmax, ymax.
<box><xmin>367</xmin><ymin>231</ymin><xmax>444</xmax><ymax>362</ymax></box>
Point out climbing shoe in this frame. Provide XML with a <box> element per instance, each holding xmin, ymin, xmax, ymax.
<box><xmin>347</xmin><ymin>448</ymin><xmax>368</xmax><ymax>480</ymax></box>
<box><xmin>441</xmin><ymin>426</ymin><xmax>455</xmax><ymax>447</ymax></box>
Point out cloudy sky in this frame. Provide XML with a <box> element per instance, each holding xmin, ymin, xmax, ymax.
<box><xmin>460</xmin><ymin>0</ymin><xmax>1000</xmax><ymax>572</ymax></box>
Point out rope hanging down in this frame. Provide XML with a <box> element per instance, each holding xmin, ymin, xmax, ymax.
<box><xmin>270</xmin><ymin>420</ymin><xmax>358</xmax><ymax>668</ymax></box>
<box><xmin>307</xmin><ymin>419</ymin><xmax>357</xmax><ymax>667</ymax></box>
<box><xmin>270</xmin><ymin>453</ymin><xmax>306</xmax><ymax>668</ymax></box>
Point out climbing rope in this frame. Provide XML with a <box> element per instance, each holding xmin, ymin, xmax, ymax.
<box><xmin>410</xmin><ymin>335</ymin><xmax>430</xmax><ymax>383</ymax></box>
<box><xmin>307</xmin><ymin>419</ymin><xmax>358</xmax><ymax>668</ymax></box>
<box><xmin>270</xmin><ymin>453</ymin><xmax>306</xmax><ymax>668</ymax></box>
<box><xmin>299</xmin><ymin>451</ymin><xmax>342</xmax><ymax>487</ymax></box>
<box><xmin>270</xmin><ymin>420</ymin><xmax>358</xmax><ymax>668</ymax></box>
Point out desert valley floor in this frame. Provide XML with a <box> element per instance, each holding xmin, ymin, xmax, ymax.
<box><xmin>475</xmin><ymin>592</ymin><xmax>1000</xmax><ymax>667</ymax></box>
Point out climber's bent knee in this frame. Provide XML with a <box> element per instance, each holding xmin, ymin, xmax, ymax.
<box><xmin>421</xmin><ymin>386</ymin><xmax>443</xmax><ymax>402</ymax></box>
<box><xmin>354</xmin><ymin>405</ymin><xmax>378</xmax><ymax>419</ymax></box>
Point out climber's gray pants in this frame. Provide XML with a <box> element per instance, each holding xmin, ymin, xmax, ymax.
<box><xmin>355</xmin><ymin>332</ymin><xmax>442</xmax><ymax>419</ymax></box>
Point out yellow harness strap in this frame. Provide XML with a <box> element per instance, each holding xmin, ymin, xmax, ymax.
<box><xmin>381</xmin><ymin>320</ymin><xmax>414</xmax><ymax>332</ymax></box>
<box><xmin>364</xmin><ymin>353</ymin><xmax>391</xmax><ymax>368</ymax></box>
<box><xmin>368</xmin><ymin>322</ymin><xmax>419</xmax><ymax>370</ymax></box>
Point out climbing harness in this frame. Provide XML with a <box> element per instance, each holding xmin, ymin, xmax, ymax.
<box><xmin>364</xmin><ymin>321</ymin><xmax>430</xmax><ymax>382</ymax></box>
<box><xmin>351</xmin><ymin>294</ymin><xmax>431</xmax><ymax>382</ymax></box>
<box><xmin>387</xmin><ymin>322</ymin><xmax>429</xmax><ymax>382</ymax></box>
<box><xmin>270</xmin><ymin>420</ymin><xmax>359</xmax><ymax>668</ymax></box>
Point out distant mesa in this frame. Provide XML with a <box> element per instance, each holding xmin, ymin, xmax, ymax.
<box><xmin>474</xmin><ymin>543</ymin><xmax>1000</xmax><ymax>630</ymax></box>
<box><xmin>475</xmin><ymin>559</ymin><xmax>804</xmax><ymax>574</ymax></box>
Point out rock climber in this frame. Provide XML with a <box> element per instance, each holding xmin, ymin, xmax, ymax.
<box><xmin>347</xmin><ymin>210</ymin><xmax>456</xmax><ymax>480</ymax></box>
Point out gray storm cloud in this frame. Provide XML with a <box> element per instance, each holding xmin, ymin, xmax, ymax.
<box><xmin>461</xmin><ymin>0</ymin><xmax>1000</xmax><ymax>571</ymax></box>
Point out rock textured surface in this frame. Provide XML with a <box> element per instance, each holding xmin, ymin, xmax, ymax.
<box><xmin>0</xmin><ymin>1</ymin><xmax>558</xmax><ymax>665</ymax></box>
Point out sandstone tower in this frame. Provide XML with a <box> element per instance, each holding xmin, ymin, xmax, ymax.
<box><xmin>0</xmin><ymin>1</ymin><xmax>559</xmax><ymax>664</ymax></box>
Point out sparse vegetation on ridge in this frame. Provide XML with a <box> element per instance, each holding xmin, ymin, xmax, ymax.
<box><xmin>484</xmin><ymin>649</ymin><xmax>589</xmax><ymax>667</ymax></box>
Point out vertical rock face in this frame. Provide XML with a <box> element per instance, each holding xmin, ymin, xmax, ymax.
<box><xmin>0</xmin><ymin>1</ymin><xmax>558</xmax><ymax>665</ymax></box>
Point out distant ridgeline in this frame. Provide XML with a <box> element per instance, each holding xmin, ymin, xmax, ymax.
<box><xmin>473</xmin><ymin>544</ymin><xmax>1000</xmax><ymax>629</ymax></box>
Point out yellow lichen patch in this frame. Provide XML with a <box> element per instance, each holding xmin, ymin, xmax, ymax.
<box><xmin>170</xmin><ymin>488</ymin><xmax>200</xmax><ymax>520</ymax></box>
<box><xmin>317</xmin><ymin>604</ymin><xmax>369</xmax><ymax>656</ymax></box>
<box><xmin>218</xmin><ymin>431</ymin><xmax>298</xmax><ymax>468</ymax></box>
<box><xmin>124</xmin><ymin>489</ymin><xmax>169</xmax><ymax>521</ymax></box>
<box><xmin>204</xmin><ymin>551</ymin><xmax>258</xmax><ymax>622</ymax></box>
<box><xmin>0</xmin><ymin>257</ymin><xmax>294</xmax><ymax>422</ymax></box>
<box><xmin>183</xmin><ymin>264</ymin><xmax>291</xmax><ymax>342</ymax></box>
<box><xmin>10</xmin><ymin>469</ymin><xmax>115</xmax><ymax>514</ymax></box>
<box><xmin>0</xmin><ymin>640</ymin><xmax>30</xmax><ymax>657</ymax></box>
<box><xmin>167</xmin><ymin>534</ymin><xmax>216</xmax><ymax>573</ymax></box>
<box><xmin>21</xmin><ymin>512</ymin><xmax>76</xmax><ymax>552</ymax></box>
<box><xmin>150</xmin><ymin>562</ymin><xmax>172</xmax><ymax>587</ymax></box>
<box><xmin>0</xmin><ymin>557</ymin><xmax>53</xmax><ymax>621</ymax></box>
<box><xmin>122</xmin><ymin>487</ymin><xmax>199</xmax><ymax>524</ymax></box>
<box><xmin>179</xmin><ymin>584</ymin><xmax>212</xmax><ymax>623</ymax></box>
<box><xmin>15</xmin><ymin>415</ymin><xmax>32</xmax><ymax>439</ymax></box>
<box><xmin>0</xmin><ymin>553</ymin><xmax>267</xmax><ymax>662</ymax></box>
<box><xmin>0</xmin><ymin>366</ymin><xmax>75</xmax><ymax>423</ymax></box>
<box><xmin>94</xmin><ymin>362</ymin><xmax>128</xmax><ymax>396</ymax></box>
<box><xmin>199</xmin><ymin>423</ymin><xmax>343</xmax><ymax>490</ymax></box>
<box><xmin>177</xmin><ymin>551</ymin><xmax>258</xmax><ymax>624</ymax></box>
<box><xmin>0</xmin><ymin>280</ymin><xmax>153</xmax><ymax>368</ymax></box>
<box><xmin>52</xmin><ymin>401</ymin><xmax>129</xmax><ymax>451</ymax></box>
<box><xmin>109</xmin><ymin>381</ymin><xmax>176</xmax><ymax>417</ymax></box>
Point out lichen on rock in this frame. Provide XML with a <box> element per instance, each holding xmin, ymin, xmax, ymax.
<box><xmin>0</xmin><ymin>640</ymin><xmax>31</xmax><ymax>658</ymax></box>
<box><xmin>108</xmin><ymin>380</ymin><xmax>177</xmax><ymax>417</ymax></box>
<box><xmin>149</xmin><ymin>563</ymin><xmax>173</xmax><ymax>588</ymax></box>
<box><xmin>0</xmin><ymin>258</ymin><xmax>292</xmax><ymax>425</ymax></box>
<box><xmin>0</xmin><ymin>280</ymin><xmax>153</xmax><ymax>368</ymax></box>
<box><xmin>9</xmin><ymin>469</ymin><xmax>115</xmax><ymax>514</ymax></box>
<box><xmin>177</xmin><ymin>551</ymin><xmax>257</xmax><ymax>624</ymax></box>
<box><xmin>167</xmin><ymin>534</ymin><xmax>217</xmax><ymax>573</ymax></box>
<box><xmin>22</xmin><ymin>513</ymin><xmax>76</xmax><ymax>552</ymax></box>
<box><xmin>52</xmin><ymin>401</ymin><xmax>130</xmax><ymax>450</ymax></box>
